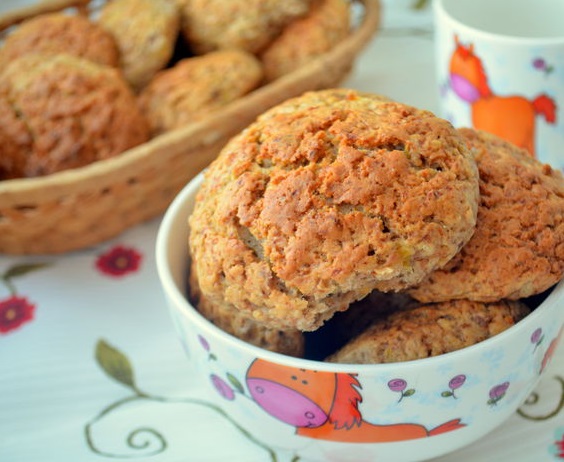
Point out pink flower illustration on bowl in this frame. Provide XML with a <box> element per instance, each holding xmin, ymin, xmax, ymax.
<box><xmin>211</xmin><ymin>374</ymin><xmax>235</xmax><ymax>401</ymax></box>
<box><xmin>541</xmin><ymin>327</ymin><xmax>564</xmax><ymax>374</ymax></box>
<box><xmin>198</xmin><ymin>334</ymin><xmax>210</xmax><ymax>351</ymax></box>
<box><xmin>388</xmin><ymin>378</ymin><xmax>415</xmax><ymax>403</ymax></box>
<box><xmin>198</xmin><ymin>334</ymin><xmax>217</xmax><ymax>360</ymax></box>
<box><xmin>488</xmin><ymin>382</ymin><xmax>510</xmax><ymax>406</ymax></box>
<box><xmin>442</xmin><ymin>374</ymin><xmax>466</xmax><ymax>399</ymax></box>
<box><xmin>531</xmin><ymin>327</ymin><xmax>544</xmax><ymax>353</ymax></box>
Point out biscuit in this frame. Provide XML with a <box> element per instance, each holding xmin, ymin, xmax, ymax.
<box><xmin>189</xmin><ymin>89</ymin><xmax>480</xmax><ymax>331</ymax></box>
<box><xmin>189</xmin><ymin>261</ymin><xmax>305</xmax><ymax>357</ymax></box>
<box><xmin>138</xmin><ymin>50</ymin><xmax>263</xmax><ymax>135</ymax></box>
<box><xmin>409</xmin><ymin>128</ymin><xmax>564</xmax><ymax>303</ymax></box>
<box><xmin>0</xmin><ymin>96</ymin><xmax>30</xmax><ymax>180</ymax></box>
<box><xmin>326</xmin><ymin>299</ymin><xmax>530</xmax><ymax>364</ymax></box>
<box><xmin>98</xmin><ymin>0</ymin><xmax>180</xmax><ymax>90</ymax></box>
<box><xmin>260</xmin><ymin>0</ymin><xmax>350</xmax><ymax>82</ymax></box>
<box><xmin>0</xmin><ymin>13</ymin><xmax>119</xmax><ymax>69</ymax></box>
<box><xmin>176</xmin><ymin>0</ymin><xmax>312</xmax><ymax>54</ymax></box>
<box><xmin>304</xmin><ymin>290</ymin><xmax>418</xmax><ymax>360</ymax></box>
<box><xmin>0</xmin><ymin>53</ymin><xmax>150</xmax><ymax>178</ymax></box>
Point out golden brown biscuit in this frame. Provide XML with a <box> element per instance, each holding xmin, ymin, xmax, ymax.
<box><xmin>176</xmin><ymin>0</ymin><xmax>312</xmax><ymax>54</ymax></box>
<box><xmin>189</xmin><ymin>262</ymin><xmax>305</xmax><ymax>357</ymax></box>
<box><xmin>0</xmin><ymin>53</ymin><xmax>150</xmax><ymax>178</ymax></box>
<box><xmin>138</xmin><ymin>50</ymin><xmax>263</xmax><ymax>135</ymax></box>
<box><xmin>189</xmin><ymin>89</ymin><xmax>480</xmax><ymax>331</ymax></box>
<box><xmin>326</xmin><ymin>299</ymin><xmax>530</xmax><ymax>364</ymax></box>
<box><xmin>98</xmin><ymin>0</ymin><xmax>180</xmax><ymax>90</ymax></box>
<box><xmin>304</xmin><ymin>289</ymin><xmax>418</xmax><ymax>360</ymax></box>
<box><xmin>260</xmin><ymin>0</ymin><xmax>350</xmax><ymax>82</ymax></box>
<box><xmin>0</xmin><ymin>13</ymin><xmax>119</xmax><ymax>69</ymax></box>
<box><xmin>409</xmin><ymin>128</ymin><xmax>564</xmax><ymax>303</ymax></box>
<box><xmin>0</xmin><ymin>96</ymin><xmax>30</xmax><ymax>180</ymax></box>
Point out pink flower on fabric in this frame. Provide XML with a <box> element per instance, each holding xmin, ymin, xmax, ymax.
<box><xmin>96</xmin><ymin>245</ymin><xmax>142</xmax><ymax>277</ymax></box>
<box><xmin>0</xmin><ymin>296</ymin><xmax>35</xmax><ymax>334</ymax></box>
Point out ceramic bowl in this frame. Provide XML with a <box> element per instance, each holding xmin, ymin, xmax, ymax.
<box><xmin>156</xmin><ymin>173</ymin><xmax>564</xmax><ymax>462</ymax></box>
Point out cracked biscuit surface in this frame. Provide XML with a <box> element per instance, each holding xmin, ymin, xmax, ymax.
<box><xmin>0</xmin><ymin>13</ymin><xmax>119</xmax><ymax>69</ymax></box>
<box><xmin>0</xmin><ymin>53</ymin><xmax>149</xmax><ymax>178</ymax></box>
<box><xmin>177</xmin><ymin>0</ymin><xmax>312</xmax><ymax>54</ymax></box>
<box><xmin>260</xmin><ymin>0</ymin><xmax>351</xmax><ymax>82</ymax></box>
<box><xmin>138</xmin><ymin>50</ymin><xmax>263</xmax><ymax>135</ymax></box>
<box><xmin>98</xmin><ymin>0</ymin><xmax>180</xmax><ymax>90</ymax></box>
<box><xmin>189</xmin><ymin>89</ymin><xmax>479</xmax><ymax>331</ymax></box>
<box><xmin>326</xmin><ymin>298</ymin><xmax>530</xmax><ymax>363</ymax></box>
<box><xmin>409</xmin><ymin>128</ymin><xmax>564</xmax><ymax>303</ymax></box>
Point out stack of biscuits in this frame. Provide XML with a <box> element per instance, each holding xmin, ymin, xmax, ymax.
<box><xmin>188</xmin><ymin>88</ymin><xmax>564</xmax><ymax>361</ymax></box>
<box><xmin>0</xmin><ymin>0</ymin><xmax>352</xmax><ymax>179</ymax></box>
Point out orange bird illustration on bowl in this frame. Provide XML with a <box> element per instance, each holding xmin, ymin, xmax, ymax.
<box><xmin>449</xmin><ymin>35</ymin><xmax>557</xmax><ymax>157</ymax></box>
<box><xmin>245</xmin><ymin>358</ymin><xmax>465</xmax><ymax>443</ymax></box>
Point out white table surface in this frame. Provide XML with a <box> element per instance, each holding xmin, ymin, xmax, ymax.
<box><xmin>1</xmin><ymin>1</ymin><xmax>563</xmax><ymax>461</ymax></box>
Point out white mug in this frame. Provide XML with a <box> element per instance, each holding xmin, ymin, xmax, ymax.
<box><xmin>434</xmin><ymin>0</ymin><xmax>564</xmax><ymax>172</ymax></box>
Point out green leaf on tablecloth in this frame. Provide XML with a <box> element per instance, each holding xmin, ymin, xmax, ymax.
<box><xmin>95</xmin><ymin>339</ymin><xmax>136</xmax><ymax>390</ymax></box>
<box><xmin>412</xmin><ymin>0</ymin><xmax>430</xmax><ymax>9</ymax></box>
<box><xmin>3</xmin><ymin>263</ymin><xmax>51</xmax><ymax>280</ymax></box>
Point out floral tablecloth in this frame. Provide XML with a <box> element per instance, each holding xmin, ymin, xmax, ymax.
<box><xmin>1</xmin><ymin>1</ymin><xmax>563</xmax><ymax>461</ymax></box>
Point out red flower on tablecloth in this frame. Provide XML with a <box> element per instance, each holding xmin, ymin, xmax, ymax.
<box><xmin>0</xmin><ymin>296</ymin><xmax>35</xmax><ymax>334</ymax></box>
<box><xmin>551</xmin><ymin>427</ymin><xmax>564</xmax><ymax>458</ymax></box>
<box><xmin>95</xmin><ymin>245</ymin><xmax>142</xmax><ymax>277</ymax></box>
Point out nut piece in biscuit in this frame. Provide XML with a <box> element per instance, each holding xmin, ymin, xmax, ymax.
<box><xmin>260</xmin><ymin>0</ymin><xmax>351</xmax><ymax>82</ymax></box>
<box><xmin>176</xmin><ymin>0</ymin><xmax>312</xmax><ymax>54</ymax></box>
<box><xmin>326</xmin><ymin>299</ymin><xmax>530</xmax><ymax>364</ymax></box>
<box><xmin>189</xmin><ymin>88</ymin><xmax>480</xmax><ymax>331</ymax></box>
<box><xmin>98</xmin><ymin>0</ymin><xmax>180</xmax><ymax>90</ymax></box>
<box><xmin>0</xmin><ymin>13</ymin><xmax>119</xmax><ymax>69</ymax></box>
<box><xmin>189</xmin><ymin>261</ymin><xmax>305</xmax><ymax>357</ymax></box>
<box><xmin>138</xmin><ymin>50</ymin><xmax>263</xmax><ymax>135</ymax></box>
<box><xmin>409</xmin><ymin>128</ymin><xmax>564</xmax><ymax>303</ymax></box>
<box><xmin>0</xmin><ymin>53</ymin><xmax>150</xmax><ymax>178</ymax></box>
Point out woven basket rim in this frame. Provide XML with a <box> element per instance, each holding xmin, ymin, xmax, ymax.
<box><xmin>0</xmin><ymin>0</ymin><xmax>380</xmax><ymax>203</ymax></box>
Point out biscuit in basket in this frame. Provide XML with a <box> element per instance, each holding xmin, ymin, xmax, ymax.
<box><xmin>326</xmin><ymin>298</ymin><xmax>530</xmax><ymax>364</ymax></box>
<box><xmin>260</xmin><ymin>0</ymin><xmax>351</xmax><ymax>82</ymax></box>
<box><xmin>138</xmin><ymin>50</ymin><xmax>263</xmax><ymax>135</ymax></box>
<box><xmin>176</xmin><ymin>0</ymin><xmax>312</xmax><ymax>54</ymax></box>
<box><xmin>409</xmin><ymin>128</ymin><xmax>564</xmax><ymax>303</ymax></box>
<box><xmin>189</xmin><ymin>261</ymin><xmax>305</xmax><ymax>357</ymax></box>
<box><xmin>0</xmin><ymin>53</ymin><xmax>150</xmax><ymax>178</ymax></box>
<box><xmin>189</xmin><ymin>89</ymin><xmax>480</xmax><ymax>331</ymax></box>
<box><xmin>0</xmin><ymin>13</ymin><xmax>119</xmax><ymax>69</ymax></box>
<box><xmin>0</xmin><ymin>97</ymin><xmax>30</xmax><ymax>179</ymax></box>
<box><xmin>98</xmin><ymin>0</ymin><xmax>180</xmax><ymax>90</ymax></box>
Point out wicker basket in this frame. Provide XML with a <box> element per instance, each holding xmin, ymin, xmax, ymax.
<box><xmin>0</xmin><ymin>0</ymin><xmax>381</xmax><ymax>254</ymax></box>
